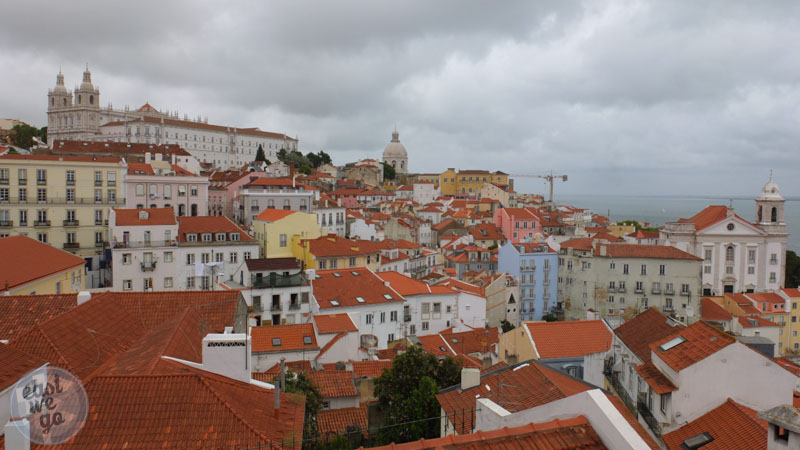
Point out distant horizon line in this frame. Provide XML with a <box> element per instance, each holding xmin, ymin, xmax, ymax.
<box><xmin>554</xmin><ymin>193</ymin><xmax>800</xmax><ymax>201</ymax></box>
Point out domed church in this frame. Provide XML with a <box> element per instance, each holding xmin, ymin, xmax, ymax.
<box><xmin>382</xmin><ymin>128</ymin><xmax>408</xmax><ymax>175</ymax></box>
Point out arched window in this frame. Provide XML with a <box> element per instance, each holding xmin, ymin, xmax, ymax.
<box><xmin>772</xmin><ymin>207</ymin><xmax>778</xmax><ymax>222</ymax></box>
<box><xmin>78</xmin><ymin>94</ymin><xmax>81</xmax><ymax>104</ymax></box>
<box><xmin>62</xmin><ymin>98</ymin><xmax>67</xmax><ymax>106</ymax></box>
<box><xmin>726</xmin><ymin>245</ymin><xmax>735</xmax><ymax>262</ymax></box>
<box><xmin>50</xmin><ymin>98</ymin><xmax>54</xmax><ymax>106</ymax></box>
<box><xmin>758</xmin><ymin>206</ymin><xmax>763</xmax><ymax>222</ymax></box>
<box><xmin>89</xmin><ymin>95</ymin><xmax>94</xmax><ymax>105</ymax></box>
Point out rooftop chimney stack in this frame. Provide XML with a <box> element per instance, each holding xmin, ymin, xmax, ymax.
<box><xmin>460</xmin><ymin>368</ymin><xmax>480</xmax><ymax>391</ymax></box>
<box><xmin>4</xmin><ymin>418</ymin><xmax>31</xmax><ymax>450</ymax></box>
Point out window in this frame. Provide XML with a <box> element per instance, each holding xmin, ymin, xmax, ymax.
<box><xmin>365</xmin><ymin>314</ymin><xmax>373</xmax><ymax>325</ymax></box>
<box><xmin>202</xmin><ymin>233</ymin><xmax>212</xmax><ymax>242</ymax></box>
<box><xmin>388</xmin><ymin>333</ymin><xmax>395</xmax><ymax>343</ymax></box>
<box><xmin>243</xmin><ymin>251</ymin><xmax>251</xmax><ymax>260</ymax></box>
<box><xmin>18</xmin><ymin>210</ymin><xmax>27</xmax><ymax>226</ymax></box>
<box><xmin>215</xmin><ymin>252</ymin><xmax>224</xmax><ymax>263</ymax></box>
<box><xmin>770</xmin><ymin>253</ymin><xmax>778</xmax><ymax>265</ymax></box>
<box><xmin>659</xmin><ymin>264</ymin><xmax>666</xmax><ymax>275</ymax></box>
<box><xmin>660</xmin><ymin>393</ymin><xmax>669</xmax><ymax>415</ymax></box>
<box><xmin>704</xmin><ymin>249</ymin><xmax>712</xmax><ymax>261</ymax></box>
<box><xmin>122</xmin><ymin>253</ymin><xmax>131</xmax><ymax>264</ymax></box>
<box><xmin>65</xmin><ymin>170</ymin><xmax>75</xmax><ymax>185</ymax></box>
<box><xmin>95</xmin><ymin>231</ymin><xmax>104</xmax><ymax>245</ymax></box>
<box><xmin>390</xmin><ymin>311</ymin><xmax>397</xmax><ymax>322</ymax></box>
<box><xmin>122</xmin><ymin>280</ymin><xmax>132</xmax><ymax>291</ymax></box>
<box><xmin>704</xmin><ymin>265</ymin><xmax>712</xmax><ymax>274</ymax></box>
<box><xmin>229</xmin><ymin>233</ymin><xmax>240</xmax><ymax>241</ymax></box>
<box><xmin>229</xmin><ymin>252</ymin><xmax>238</xmax><ymax>263</ymax></box>
<box><xmin>201</xmin><ymin>253</ymin><xmax>210</xmax><ymax>263</ymax></box>
<box><xmin>280</xmin><ymin>234</ymin><xmax>287</xmax><ymax>247</ymax></box>
<box><xmin>726</xmin><ymin>245</ymin><xmax>735</xmax><ymax>262</ymax></box>
<box><xmin>186</xmin><ymin>277</ymin><xmax>195</xmax><ymax>288</ymax></box>
<box><xmin>681</xmin><ymin>284</ymin><xmax>690</xmax><ymax>294</ymax></box>
<box><xmin>0</xmin><ymin>188</ymin><xmax>8</xmax><ymax>202</ymax></box>
<box><xmin>610</xmin><ymin>261</ymin><xmax>616</xmax><ymax>269</ymax></box>
<box><xmin>37</xmin><ymin>232</ymin><xmax>47</xmax><ymax>243</ymax></box>
<box><xmin>36</xmin><ymin>169</ymin><xmax>46</xmax><ymax>185</ymax></box>
<box><xmin>770</xmin><ymin>272</ymin><xmax>777</xmax><ymax>283</ymax></box>
<box><xmin>108</xmin><ymin>190</ymin><xmax>116</xmax><ymax>202</ymax></box>
<box><xmin>186</xmin><ymin>254</ymin><xmax>195</xmax><ymax>265</ymax></box>
<box><xmin>164</xmin><ymin>252</ymin><xmax>173</xmax><ymax>262</ymax></box>
<box><xmin>18</xmin><ymin>169</ymin><xmax>26</xmax><ymax>184</ymax></box>
<box><xmin>319</xmin><ymin>260</ymin><xmax>326</xmax><ymax>269</ymax></box>
<box><xmin>623</xmin><ymin>264</ymin><xmax>629</xmax><ymax>274</ymax></box>
<box><xmin>37</xmin><ymin>188</ymin><xmax>47</xmax><ymax>202</ymax></box>
<box><xmin>190</xmin><ymin>185</ymin><xmax>198</xmax><ymax>196</ymax></box>
<box><xmin>283</xmin><ymin>199</ymin><xmax>290</xmax><ymax>210</ymax></box>
<box><xmin>187</xmin><ymin>234</ymin><xmax>197</xmax><ymax>242</ymax></box>
<box><xmin>422</xmin><ymin>303</ymin><xmax>430</xmax><ymax>314</ymax></box>
<box><xmin>349</xmin><ymin>257</ymin><xmax>356</xmax><ymax>267</ymax></box>
<box><xmin>641</xmin><ymin>264</ymin><xmax>647</xmax><ymax>275</ymax></box>
<box><xmin>422</xmin><ymin>321</ymin><xmax>429</xmax><ymax>331</ymax></box>
<box><xmin>107</xmin><ymin>171</ymin><xmax>116</xmax><ymax>186</ymax></box>
<box><xmin>95</xmin><ymin>210</ymin><xmax>103</xmax><ymax>225</ymax></box>
<box><xmin>380</xmin><ymin>312</ymin><xmax>386</xmax><ymax>323</ymax></box>
<box><xmin>94</xmin><ymin>189</ymin><xmax>102</xmax><ymax>202</ymax></box>
<box><xmin>748</xmin><ymin>266</ymin><xmax>755</xmax><ymax>275</ymax></box>
<box><xmin>18</xmin><ymin>188</ymin><xmax>27</xmax><ymax>202</ymax></box>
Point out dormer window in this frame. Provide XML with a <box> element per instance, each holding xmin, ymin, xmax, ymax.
<box><xmin>229</xmin><ymin>233</ymin><xmax>240</xmax><ymax>241</ymax></box>
<box><xmin>202</xmin><ymin>233</ymin><xmax>212</xmax><ymax>242</ymax></box>
<box><xmin>303</xmin><ymin>336</ymin><xmax>313</xmax><ymax>345</ymax></box>
<box><xmin>187</xmin><ymin>234</ymin><xmax>197</xmax><ymax>242</ymax></box>
<box><xmin>215</xmin><ymin>233</ymin><xmax>226</xmax><ymax>241</ymax></box>
<box><xmin>272</xmin><ymin>338</ymin><xmax>281</xmax><ymax>347</ymax></box>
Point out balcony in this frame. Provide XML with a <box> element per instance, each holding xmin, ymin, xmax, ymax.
<box><xmin>140</xmin><ymin>261</ymin><xmax>157</xmax><ymax>272</ymax></box>
<box><xmin>617</xmin><ymin>287</ymin><xmax>626</xmax><ymax>293</ymax></box>
<box><xmin>634</xmin><ymin>287</ymin><xmax>644</xmax><ymax>294</ymax></box>
<box><xmin>663</xmin><ymin>305</ymin><xmax>674</xmax><ymax>312</ymax></box>
<box><xmin>651</xmin><ymin>286</ymin><xmax>661</xmax><ymax>294</ymax></box>
<box><xmin>94</xmin><ymin>180</ymin><xmax>103</xmax><ymax>186</ymax></box>
<box><xmin>270</xmin><ymin>303</ymin><xmax>281</xmax><ymax>312</ymax></box>
<box><xmin>289</xmin><ymin>303</ymin><xmax>300</xmax><ymax>310</ymax></box>
<box><xmin>37</xmin><ymin>179</ymin><xmax>47</xmax><ymax>186</ymax></box>
<box><xmin>113</xmin><ymin>239</ymin><xmax>177</xmax><ymax>249</ymax></box>
<box><xmin>18</xmin><ymin>179</ymin><xmax>26</xmax><ymax>185</ymax></box>
<box><xmin>607</xmin><ymin>286</ymin><xmax>616</xmax><ymax>293</ymax></box>
<box><xmin>665</xmin><ymin>288</ymin><xmax>675</xmax><ymax>295</ymax></box>
<box><xmin>250</xmin><ymin>272</ymin><xmax>308</xmax><ymax>289</ymax></box>
<box><xmin>95</xmin><ymin>241</ymin><xmax>106</xmax><ymax>247</ymax></box>
<box><xmin>404</xmin><ymin>315</ymin><xmax>412</xmax><ymax>323</ymax></box>
<box><xmin>66</xmin><ymin>179</ymin><xmax>75</xmax><ymax>186</ymax></box>
<box><xmin>33</xmin><ymin>220</ymin><xmax>51</xmax><ymax>227</ymax></box>
<box><xmin>0</xmin><ymin>179</ymin><xmax>8</xmax><ymax>185</ymax></box>
<box><xmin>604</xmin><ymin>367</ymin><xmax>636</xmax><ymax>415</ymax></box>
<box><xmin>63</xmin><ymin>242</ymin><xmax>80</xmax><ymax>250</ymax></box>
<box><xmin>680</xmin><ymin>290</ymin><xmax>691</xmax><ymax>296</ymax></box>
<box><xmin>637</xmin><ymin>399</ymin><xmax>661</xmax><ymax>437</ymax></box>
<box><xmin>0</xmin><ymin>220</ymin><xmax>12</xmax><ymax>227</ymax></box>
<box><xmin>63</xmin><ymin>219</ymin><xmax>80</xmax><ymax>227</ymax></box>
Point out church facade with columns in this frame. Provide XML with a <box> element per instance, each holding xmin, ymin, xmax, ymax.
<box><xmin>661</xmin><ymin>176</ymin><xmax>788</xmax><ymax>295</ymax></box>
<box><xmin>47</xmin><ymin>68</ymin><xmax>297</xmax><ymax>169</ymax></box>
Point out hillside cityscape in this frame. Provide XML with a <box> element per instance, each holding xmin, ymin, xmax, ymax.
<box><xmin>1</xmin><ymin>2</ymin><xmax>799</xmax><ymax>450</ymax></box>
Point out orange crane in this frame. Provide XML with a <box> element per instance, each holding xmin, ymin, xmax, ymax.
<box><xmin>509</xmin><ymin>171</ymin><xmax>568</xmax><ymax>203</ymax></box>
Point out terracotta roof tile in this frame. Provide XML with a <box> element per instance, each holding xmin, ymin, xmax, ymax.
<box><xmin>417</xmin><ymin>334</ymin><xmax>456</xmax><ymax>357</ymax></box>
<box><xmin>113</xmin><ymin>207</ymin><xmax>176</xmax><ymax>226</ymax></box>
<box><xmin>314</xmin><ymin>313</ymin><xmax>358</xmax><ymax>334</ymax></box>
<box><xmin>351</xmin><ymin>360</ymin><xmax>393</xmax><ymax>379</ymax></box>
<box><xmin>525</xmin><ymin>320</ymin><xmax>612</xmax><ymax>359</ymax></box>
<box><xmin>313</xmin><ymin>268</ymin><xmax>404</xmax><ymax>309</ymax></box>
<box><xmin>440</xmin><ymin>327</ymin><xmax>499</xmax><ymax>355</ymax></box>
<box><xmin>0</xmin><ymin>153</ymin><xmax>122</xmax><ymax>163</ymax></box>
<box><xmin>317</xmin><ymin>404</ymin><xmax>368</xmax><ymax>437</ymax></box>
<box><xmin>255</xmin><ymin>208</ymin><xmax>298</xmax><ymax>222</ymax></box>
<box><xmin>676</xmin><ymin>205</ymin><xmax>754</xmax><ymax>232</ymax></box>
<box><xmin>662</xmin><ymin>399</ymin><xmax>766</xmax><ymax>450</ymax></box>
<box><xmin>177</xmin><ymin>216</ymin><xmax>255</xmax><ymax>242</ymax></box>
<box><xmin>0</xmin><ymin>294</ymin><xmax>77</xmax><ymax>340</ymax></box>
<box><xmin>635</xmin><ymin>362</ymin><xmax>677</xmax><ymax>394</ymax></box>
<box><xmin>50</xmin><ymin>139</ymin><xmax>192</xmax><ymax>156</ymax></box>
<box><xmin>738</xmin><ymin>316</ymin><xmax>778</xmax><ymax>328</ymax></box>
<box><xmin>436</xmin><ymin>361</ymin><xmax>593</xmax><ymax>434</ymax></box>
<box><xmin>252</xmin><ymin>324</ymin><xmax>318</xmax><ymax>352</ymax></box>
<box><xmin>364</xmin><ymin>416</ymin><xmax>605</xmax><ymax>449</ymax></box>
<box><xmin>309</xmin><ymin>370</ymin><xmax>358</xmax><ymax>398</ymax></box>
<box><xmin>702</xmin><ymin>298</ymin><xmax>734</xmax><ymax>322</ymax></box>
<box><xmin>0</xmin><ymin>236</ymin><xmax>87</xmax><ymax>292</ymax></box>
<box><xmin>303</xmin><ymin>235</ymin><xmax>381</xmax><ymax>258</ymax></box>
<box><xmin>650</xmin><ymin>321</ymin><xmax>735</xmax><ymax>372</ymax></box>
<box><xmin>594</xmin><ymin>243</ymin><xmax>702</xmax><ymax>260</ymax></box>
<box><xmin>0</xmin><ymin>344</ymin><xmax>46</xmax><ymax>392</ymax></box>
<box><xmin>614</xmin><ymin>308</ymin><xmax>683</xmax><ymax>362</ymax></box>
<box><xmin>245</xmin><ymin>257</ymin><xmax>302</xmax><ymax>272</ymax></box>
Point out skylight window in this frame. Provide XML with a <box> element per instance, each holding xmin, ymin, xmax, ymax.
<box><xmin>658</xmin><ymin>336</ymin><xmax>687</xmax><ymax>352</ymax></box>
<box><xmin>333</xmin><ymin>272</ymin><xmax>341</xmax><ymax>277</ymax></box>
<box><xmin>356</xmin><ymin>297</ymin><xmax>366</xmax><ymax>303</ymax></box>
<box><xmin>272</xmin><ymin>338</ymin><xmax>281</xmax><ymax>347</ymax></box>
<box><xmin>352</xmin><ymin>271</ymin><xmax>359</xmax><ymax>276</ymax></box>
<box><xmin>451</xmin><ymin>338</ymin><xmax>459</xmax><ymax>344</ymax></box>
<box><xmin>383</xmin><ymin>294</ymin><xmax>393</xmax><ymax>300</ymax></box>
<box><xmin>303</xmin><ymin>336</ymin><xmax>312</xmax><ymax>345</ymax></box>
<box><xmin>330</xmin><ymin>300</ymin><xmax>340</xmax><ymax>306</ymax></box>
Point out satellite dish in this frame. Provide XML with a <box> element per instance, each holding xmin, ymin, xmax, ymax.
<box><xmin>685</xmin><ymin>306</ymin><xmax>695</xmax><ymax>317</ymax></box>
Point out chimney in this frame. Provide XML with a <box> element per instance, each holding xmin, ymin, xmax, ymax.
<box><xmin>460</xmin><ymin>368</ymin><xmax>480</xmax><ymax>391</ymax></box>
<box><xmin>726</xmin><ymin>205</ymin><xmax>734</xmax><ymax>217</ymax></box>
<box><xmin>200</xmin><ymin>331</ymin><xmax>251</xmax><ymax>383</ymax></box>
<box><xmin>77</xmin><ymin>291</ymin><xmax>91</xmax><ymax>306</ymax></box>
<box><xmin>758</xmin><ymin>405</ymin><xmax>800</xmax><ymax>450</ymax></box>
<box><xmin>4</xmin><ymin>418</ymin><xmax>30</xmax><ymax>450</ymax></box>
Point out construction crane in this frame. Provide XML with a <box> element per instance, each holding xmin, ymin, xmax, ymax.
<box><xmin>509</xmin><ymin>171</ymin><xmax>568</xmax><ymax>203</ymax></box>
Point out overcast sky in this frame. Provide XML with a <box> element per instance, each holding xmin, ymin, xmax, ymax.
<box><xmin>2</xmin><ymin>0</ymin><xmax>799</xmax><ymax>197</ymax></box>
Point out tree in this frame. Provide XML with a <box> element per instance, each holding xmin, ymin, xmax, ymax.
<box><xmin>318</xmin><ymin>150</ymin><xmax>332</xmax><ymax>166</ymax></box>
<box><xmin>277</xmin><ymin>148</ymin><xmax>288</xmax><ymax>163</ymax></box>
<box><xmin>500</xmin><ymin>319</ymin><xmax>515</xmax><ymax>332</ymax></box>
<box><xmin>618</xmin><ymin>219</ymin><xmax>659</xmax><ymax>232</ymax></box>
<box><xmin>542</xmin><ymin>313</ymin><xmax>558</xmax><ymax>322</ymax></box>
<box><xmin>298</xmin><ymin>164</ymin><xmax>312</xmax><ymax>175</ymax></box>
<box><xmin>10</xmin><ymin>124</ymin><xmax>39</xmax><ymax>149</ymax></box>
<box><xmin>276</xmin><ymin>371</ymin><xmax>323</xmax><ymax>448</ymax></box>
<box><xmin>382</xmin><ymin>162</ymin><xmax>396</xmax><ymax>180</ymax></box>
<box><xmin>306</xmin><ymin>152</ymin><xmax>322</xmax><ymax>169</ymax></box>
<box><xmin>255</xmin><ymin>144</ymin><xmax>267</xmax><ymax>162</ymax></box>
<box><xmin>39</xmin><ymin>126</ymin><xmax>47</xmax><ymax>144</ymax></box>
<box><xmin>374</xmin><ymin>346</ymin><xmax>461</xmax><ymax>444</ymax></box>
<box><xmin>787</xmin><ymin>250</ymin><xmax>800</xmax><ymax>288</ymax></box>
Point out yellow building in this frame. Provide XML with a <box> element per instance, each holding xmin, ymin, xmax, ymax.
<box><xmin>251</xmin><ymin>209</ymin><xmax>321</xmax><ymax>258</ymax></box>
<box><xmin>0</xmin><ymin>235</ymin><xmax>87</xmax><ymax>295</ymax></box>
<box><xmin>782</xmin><ymin>289</ymin><xmax>800</xmax><ymax>354</ymax></box>
<box><xmin>0</xmin><ymin>154</ymin><xmax>126</xmax><ymax>280</ymax></box>
<box><xmin>439</xmin><ymin>169</ymin><xmax>509</xmax><ymax>196</ymax></box>
<box><xmin>607</xmin><ymin>224</ymin><xmax>636</xmax><ymax>238</ymax></box>
<box><xmin>292</xmin><ymin>234</ymin><xmax>381</xmax><ymax>271</ymax></box>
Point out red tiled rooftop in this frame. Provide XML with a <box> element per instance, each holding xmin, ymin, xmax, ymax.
<box><xmin>650</xmin><ymin>321</ymin><xmax>735</xmax><ymax>372</ymax></box>
<box><xmin>362</xmin><ymin>416</ymin><xmax>605</xmax><ymax>450</ymax></box>
<box><xmin>525</xmin><ymin>320</ymin><xmax>612</xmax><ymax>359</ymax></box>
<box><xmin>441</xmin><ymin>327</ymin><xmax>499</xmax><ymax>356</ymax></box>
<box><xmin>0</xmin><ymin>344</ymin><xmax>46</xmax><ymax>392</ymax></box>
<box><xmin>702</xmin><ymin>298</ymin><xmax>734</xmax><ymax>322</ymax></box>
<box><xmin>614</xmin><ymin>308</ymin><xmax>683</xmax><ymax>362</ymax></box>
<box><xmin>738</xmin><ymin>316</ymin><xmax>778</xmax><ymax>328</ymax></box>
<box><xmin>594</xmin><ymin>243</ymin><xmax>702</xmax><ymax>260</ymax></box>
<box><xmin>317</xmin><ymin>404</ymin><xmax>368</xmax><ymax>437</ymax></box>
<box><xmin>251</xmin><ymin>324</ymin><xmax>318</xmax><ymax>352</ymax></box>
<box><xmin>351</xmin><ymin>360</ymin><xmax>393</xmax><ymax>379</ymax></box>
<box><xmin>676</xmin><ymin>205</ymin><xmax>756</xmax><ymax>232</ymax></box>
<box><xmin>635</xmin><ymin>362</ymin><xmax>677</xmax><ymax>395</ymax></box>
<box><xmin>417</xmin><ymin>334</ymin><xmax>456</xmax><ymax>357</ymax></box>
<box><xmin>0</xmin><ymin>294</ymin><xmax>77</xmax><ymax>340</ymax></box>
<box><xmin>302</xmin><ymin>235</ymin><xmax>380</xmax><ymax>257</ymax></box>
<box><xmin>113</xmin><ymin>207</ymin><xmax>176</xmax><ymax>226</ymax></box>
<box><xmin>313</xmin><ymin>268</ymin><xmax>403</xmax><ymax>309</ymax></box>
<box><xmin>662</xmin><ymin>398</ymin><xmax>766</xmax><ymax>450</ymax></box>
<box><xmin>0</xmin><ymin>236</ymin><xmax>86</xmax><ymax>292</ymax></box>
<box><xmin>309</xmin><ymin>370</ymin><xmax>357</xmax><ymax>398</ymax></box>
<box><xmin>255</xmin><ymin>208</ymin><xmax>298</xmax><ymax>222</ymax></box>
<box><xmin>177</xmin><ymin>216</ymin><xmax>255</xmax><ymax>242</ymax></box>
<box><xmin>50</xmin><ymin>139</ymin><xmax>191</xmax><ymax>156</ymax></box>
<box><xmin>314</xmin><ymin>313</ymin><xmax>358</xmax><ymax>334</ymax></box>
<box><xmin>0</xmin><ymin>153</ymin><xmax>122</xmax><ymax>163</ymax></box>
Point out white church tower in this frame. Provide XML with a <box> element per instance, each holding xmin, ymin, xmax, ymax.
<box><xmin>382</xmin><ymin>128</ymin><xmax>409</xmax><ymax>175</ymax></box>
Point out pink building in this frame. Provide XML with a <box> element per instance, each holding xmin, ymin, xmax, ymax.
<box><xmin>208</xmin><ymin>170</ymin><xmax>273</xmax><ymax>219</ymax></box>
<box><xmin>493</xmin><ymin>207</ymin><xmax>542</xmax><ymax>244</ymax></box>
<box><xmin>125</xmin><ymin>161</ymin><xmax>209</xmax><ymax>217</ymax></box>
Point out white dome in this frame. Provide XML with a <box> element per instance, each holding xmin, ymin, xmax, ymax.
<box><xmin>53</xmin><ymin>72</ymin><xmax>68</xmax><ymax>94</ymax></box>
<box><xmin>79</xmin><ymin>67</ymin><xmax>94</xmax><ymax>91</ymax></box>
<box><xmin>758</xmin><ymin>178</ymin><xmax>784</xmax><ymax>201</ymax></box>
<box><xmin>383</xmin><ymin>129</ymin><xmax>408</xmax><ymax>159</ymax></box>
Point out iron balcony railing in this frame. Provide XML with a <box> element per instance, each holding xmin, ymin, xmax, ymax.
<box><xmin>637</xmin><ymin>399</ymin><xmax>661</xmax><ymax>437</ymax></box>
<box><xmin>63</xmin><ymin>242</ymin><xmax>80</xmax><ymax>249</ymax></box>
<box><xmin>250</xmin><ymin>272</ymin><xmax>308</xmax><ymax>289</ymax></box>
<box><xmin>141</xmin><ymin>261</ymin><xmax>157</xmax><ymax>271</ymax></box>
<box><xmin>0</xmin><ymin>220</ymin><xmax>12</xmax><ymax>227</ymax></box>
<box><xmin>63</xmin><ymin>220</ymin><xmax>80</xmax><ymax>227</ymax></box>
<box><xmin>0</xmin><ymin>197</ymin><xmax>126</xmax><ymax>205</ymax></box>
<box><xmin>114</xmin><ymin>239</ymin><xmax>177</xmax><ymax>249</ymax></box>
